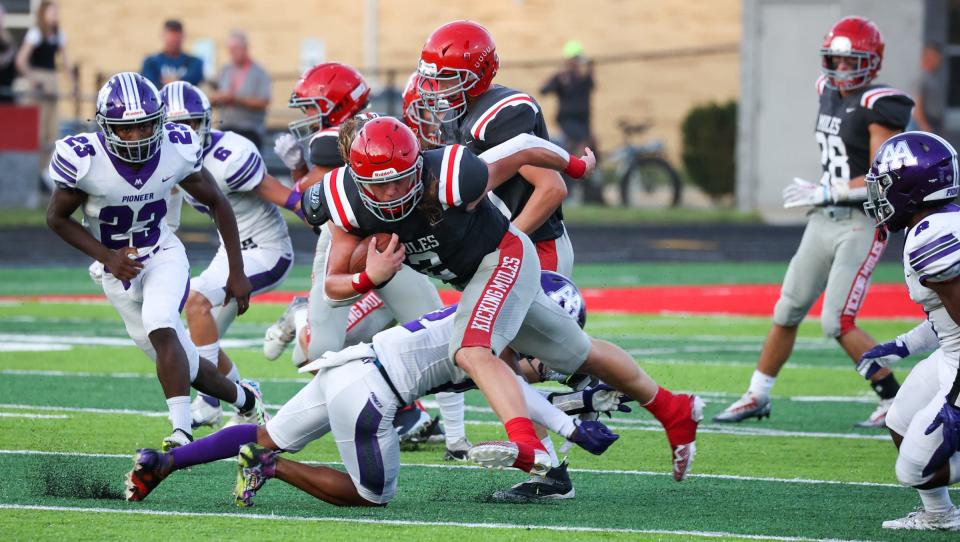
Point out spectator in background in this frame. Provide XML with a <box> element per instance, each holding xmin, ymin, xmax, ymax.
<box><xmin>0</xmin><ymin>4</ymin><xmax>17</xmax><ymax>104</ymax></box>
<box><xmin>15</xmin><ymin>0</ymin><xmax>68</xmax><ymax>158</ymax></box>
<box><xmin>913</xmin><ymin>41</ymin><xmax>945</xmax><ymax>135</ymax></box>
<box><xmin>210</xmin><ymin>30</ymin><xmax>270</xmax><ymax>148</ymax></box>
<box><xmin>541</xmin><ymin>40</ymin><xmax>600</xmax><ymax>202</ymax></box>
<box><xmin>141</xmin><ymin>20</ymin><xmax>204</xmax><ymax>88</ymax></box>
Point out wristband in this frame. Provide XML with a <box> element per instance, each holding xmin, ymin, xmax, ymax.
<box><xmin>283</xmin><ymin>190</ymin><xmax>302</xmax><ymax>211</ymax></box>
<box><xmin>351</xmin><ymin>271</ymin><xmax>375</xmax><ymax>294</ymax></box>
<box><xmin>565</xmin><ymin>156</ymin><xmax>587</xmax><ymax>179</ymax></box>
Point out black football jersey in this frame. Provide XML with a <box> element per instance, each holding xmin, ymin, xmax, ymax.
<box><xmin>445</xmin><ymin>84</ymin><xmax>565</xmax><ymax>243</ymax></box>
<box><xmin>323</xmin><ymin>144</ymin><xmax>510</xmax><ymax>289</ymax></box>
<box><xmin>814</xmin><ymin>76</ymin><xmax>914</xmax><ymax>194</ymax></box>
<box><xmin>308</xmin><ymin>127</ymin><xmax>343</xmax><ymax>168</ymax></box>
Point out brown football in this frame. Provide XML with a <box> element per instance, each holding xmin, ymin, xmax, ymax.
<box><xmin>348</xmin><ymin>233</ymin><xmax>395</xmax><ymax>273</ymax></box>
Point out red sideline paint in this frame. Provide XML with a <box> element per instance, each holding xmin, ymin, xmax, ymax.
<box><xmin>6</xmin><ymin>283</ymin><xmax>923</xmax><ymax>319</ymax></box>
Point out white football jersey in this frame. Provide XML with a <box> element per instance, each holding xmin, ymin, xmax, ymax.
<box><xmin>372</xmin><ymin>305</ymin><xmax>471</xmax><ymax>403</ymax></box>
<box><xmin>903</xmin><ymin>204</ymin><xmax>960</xmax><ymax>354</ymax></box>
<box><xmin>49</xmin><ymin>123</ymin><xmax>202</xmax><ymax>257</ymax></box>
<box><xmin>189</xmin><ymin>130</ymin><xmax>289</xmax><ymax>248</ymax></box>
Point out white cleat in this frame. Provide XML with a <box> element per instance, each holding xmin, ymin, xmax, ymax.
<box><xmin>263</xmin><ymin>296</ymin><xmax>308</xmax><ymax>361</ymax></box>
<box><xmin>712</xmin><ymin>392</ymin><xmax>771</xmax><ymax>423</ymax></box>
<box><xmin>190</xmin><ymin>394</ymin><xmax>223</xmax><ymax>428</ymax></box>
<box><xmin>160</xmin><ymin>428</ymin><xmax>193</xmax><ymax>452</ymax></box>
<box><xmin>224</xmin><ymin>380</ymin><xmax>270</xmax><ymax>428</ymax></box>
<box><xmin>882</xmin><ymin>507</ymin><xmax>960</xmax><ymax>531</ymax></box>
<box><xmin>468</xmin><ymin>441</ymin><xmax>551</xmax><ymax>476</ymax></box>
<box><xmin>854</xmin><ymin>398</ymin><xmax>893</xmax><ymax>428</ymax></box>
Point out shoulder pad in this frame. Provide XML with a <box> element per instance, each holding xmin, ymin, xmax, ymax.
<box><xmin>859</xmin><ymin>87</ymin><xmax>914</xmax><ymax>110</ymax></box>
<box><xmin>309</xmin><ymin>128</ymin><xmax>344</xmax><ymax>167</ymax></box>
<box><xmin>815</xmin><ymin>75</ymin><xmax>828</xmax><ymax>97</ymax></box>
<box><xmin>435</xmin><ymin>144</ymin><xmax>489</xmax><ymax>209</ymax></box>
<box><xmin>469</xmin><ymin>92</ymin><xmax>540</xmax><ymax>143</ymax></box>
<box><xmin>322</xmin><ymin>167</ymin><xmax>360</xmax><ymax>232</ymax></box>
<box><xmin>860</xmin><ymin>87</ymin><xmax>915</xmax><ymax>130</ymax></box>
<box><xmin>302</xmin><ymin>182</ymin><xmax>330</xmax><ymax>228</ymax></box>
<box><xmin>220</xmin><ymin>132</ymin><xmax>265</xmax><ymax>191</ymax></box>
<box><xmin>49</xmin><ymin>136</ymin><xmax>94</xmax><ymax>189</ymax></box>
<box><xmin>907</xmin><ymin>210</ymin><xmax>960</xmax><ymax>283</ymax></box>
<box><xmin>165</xmin><ymin>123</ymin><xmax>204</xmax><ymax>172</ymax></box>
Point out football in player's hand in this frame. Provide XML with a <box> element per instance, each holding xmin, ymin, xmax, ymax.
<box><xmin>349</xmin><ymin>233</ymin><xmax>395</xmax><ymax>273</ymax></box>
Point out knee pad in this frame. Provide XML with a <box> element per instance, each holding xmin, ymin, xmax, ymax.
<box><xmin>772</xmin><ymin>296</ymin><xmax>807</xmax><ymax>328</ymax></box>
<box><xmin>895</xmin><ymin>454</ymin><xmax>933</xmax><ymax>487</ymax></box>
<box><xmin>884</xmin><ymin>401</ymin><xmax>910</xmax><ymax>437</ymax></box>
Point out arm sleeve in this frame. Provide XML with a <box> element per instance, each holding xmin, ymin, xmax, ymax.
<box><xmin>23</xmin><ymin>28</ymin><xmax>40</xmax><ymax>47</ymax></box>
<box><xmin>908</xmin><ymin>231</ymin><xmax>960</xmax><ymax>285</ymax></box>
<box><xmin>469</xmin><ymin>95</ymin><xmax>541</xmax><ymax>149</ymax></box>
<box><xmin>865</xmin><ymin>93</ymin><xmax>915</xmax><ymax>130</ymax></box>
<box><xmin>221</xmin><ymin>138</ymin><xmax>266</xmax><ymax>193</ymax></box>
<box><xmin>898</xmin><ymin>319</ymin><xmax>940</xmax><ymax>356</ymax></box>
<box><xmin>309</xmin><ymin>133</ymin><xmax>343</xmax><ymax>167</ymax></box>
<box><xmin>48</xmin><ymin>138</ymin><xmax>88</xmax><ymax>190</ymax></box>
<box><xmin>436</xmin><ymin>145</ymin><xmax>489</xmax><ymax>209</ymax></box>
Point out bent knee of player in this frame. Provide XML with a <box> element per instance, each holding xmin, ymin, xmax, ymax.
<box><xmin>772</xmin><ymin>296</ymin><xmax>808</xmax><ymax>327</ymax></box>
<box><xmin>895</xmin><ymin>454</ymin><xmax>934</xmax><ymax>487</ymax></box>
<box><xmin>184</xmin><ymin>291</ymin><xmax>213</xmax><ymax>322</ymax></box>
<box><xmin>453</xmin><ymin>346</ymin><xmax>490</xmax><ymax>375</ymax></box>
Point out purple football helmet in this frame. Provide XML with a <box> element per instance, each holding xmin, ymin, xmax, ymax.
<box><xmin>95</xmin><ymin>72</ymin><xmax>165</xmax><ymax>163</ymax></box>
<box><xmin>865</xmin><ymin>131</ymin><xmax>959</xmax><ymax>232</ymax></box>
<box><xmin>160</xmin><ymin>81</ymin><xmax>212</xmax><ymax>148</ymax></box>
<box><xmin>541</xmin><ymin>271</ymin><xmax>587</xmax><ymax>329</ymax></box>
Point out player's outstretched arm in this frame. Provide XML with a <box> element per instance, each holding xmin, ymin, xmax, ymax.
<box><xmin>46</xmin><ymin>188</ymin><xmax>143</xmax><ymax>280</ymax></box>
<box><xmin>180</xmin><ymin>168</ymin><xmax>252</xmax><ymax>313</ymax></box>
<box><xmin>478</xmin><ymin>133</ymin><xmax>595</xmax><ymax>194</ymax></box>
<box><xmin>255</xmin><ymin>173</ymin><xmax>306</xmax><ymax>220</ymax></box>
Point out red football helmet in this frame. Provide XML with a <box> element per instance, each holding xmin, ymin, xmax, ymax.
<box><xmin>819</xmin><ymin>16</ymin><xmax>884</xmax><ymax>91</ymax></box>
<box><xmin>349</xmin><ymin>117</ymin><xmax>424</xmax><ymax>222</ymax></box>
<box><xmin>402</xmin><ymin>72</ymin><xmax>443</xmax><ymax>148</ymax></box>
<box><xmin>288</xmin><ymin>62</ymin><xmax>370</xmax><ymax>142</ymax></box>
<box><xmin>417</xmin><ymin>20</ymin><xmax>499</xmax><ymax>121</ymax></box>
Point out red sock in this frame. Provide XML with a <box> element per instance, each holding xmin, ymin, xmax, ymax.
<box><xmin>414</xmin><ymin>400</ymin><xmax>427</xmax><ymax>413</ymax></box>
<box><xmin>504</xmin><ymin>417</ymin><xmax>545</xmax><ymax>471</ymax></box>
<box><xmin>643</xmin><ymin>387</ymin><xmax>693</xmax><ymax>445</ymax></box>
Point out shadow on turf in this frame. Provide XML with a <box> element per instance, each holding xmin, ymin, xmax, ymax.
<box><xmin>31</xmin><ymin>456</ymin><xmax>124</xmax><ymax>500</ymax></box>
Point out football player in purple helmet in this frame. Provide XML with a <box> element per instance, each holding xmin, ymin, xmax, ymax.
<box><xmin>861</xmin><ymin>131</ymin><xmax>960</xmax><ymax>530</ymax></box>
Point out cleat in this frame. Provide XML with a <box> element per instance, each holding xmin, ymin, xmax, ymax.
<box><xmin>569</xmin><ymin>419</ymin><xmax>619</xmax><ymax>455</ymax></box>
<box><xmin>855</xmin><ymin>398</ymin><xmax>893</xmax><ymax>428</ymax></box>
<box><xmin>491</xmin><ymin>460</ymin><xmax>575</xmax><ymax>502</ymax></box>
<box><xmin>124</xmin><ymin>448</ymin><xmax>169</xmax><ymax>502</ymax></box>
<box><xmin>666</xmin><ymin>395</ymin><xmax>704</xmax><ymax>481</ymax></box>
<box><xmin>393</xmin><ymin>405</ymin><xmax>431</xmax><ymax>442</ymax></box>
<box><xmin>712</xmin><ymin>392</ymin><xmax>771</xmax><ymax>423</ymax></box>
<box><xmin>262</xmin><ymin>296</ymin><xmax>307</xmax><ymax>361</ymax></box>
<box><xmin>190</xmin><ymin>393</ymin><xmax>223</xmax><ymax>428</ymax></box>
<box><xmin>234</xmin><ymin>443</ymin><xmax>278</xmax><ymax>507</ymax></box>
<box><xmin>882</xmin><ymin>507</ymin><xmax>960</xmax><ymax>531</ymax></box>
<box><xmin>225</xmin><ymin>380</ymin><xmax>270</xmax><ymax>428</ymax></box>
<box><xmin>161</xmin><ymin>428</ymin><xmax>193</xmax><ymax>452</ymax></box>
<box><xmin>415</xmin><ymin>416</ymin><xmax>446</xmax><ymax>444</ymax></box>
<box><xmin>468</xmin><ymin>441</ymin><xmax>551</xmax><ymax>475</ymax></box>
<box><xmin>443</xmin><ymin>436</ymin><xmax>472</xmax><ymax>461</ymax></box>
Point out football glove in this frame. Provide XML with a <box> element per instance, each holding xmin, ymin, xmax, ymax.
<box><xmin>549</xmin><ymin>383</ymin><xmax>632</xmax><ymax>415</ymax></box>
<box><xmin>857</xmin><ymin>339</ymin><xmax>910</xmax><ymax>379</ymax></box>
<box><xmin>568</xmin><ymin>419</ymin><xmax>619</xmax><ymax>455</ymax></box>
<box><xmin>782</xmin><ymin>177</ymin><xmax>832</xmax><ymax>209</ymax></box>
<box><xmin>924</xmin><ymin>397</ymin><xmax>960</xmax><ymax>458</ymax></box>
<box><xmin>273</xmin><ymin>133</ymin><xmax>305</xmax><ymax>171</ymax></box>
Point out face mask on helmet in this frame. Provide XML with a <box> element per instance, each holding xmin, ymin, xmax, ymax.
<box><xmin>288</xmin><ymin>95</ymin><xmax>335</xmax><ymax>143</ymax></box>
<box><xmin>351</xmin><ymin>157</ymin><xmax>425</xmax><ymax>222</ymax></box>
<box><xmin>820</xmin><ymin>49</ymin><xmax>878</xmax><ymax>90</ymax></box>
<box><xmin>416</xmin><ymin>61</ymin><xmax>476</xmax><ymax>122</ymax></box>
<box><xmin>96</xmin><ymin>73</ymin><xmax>166</xmax><ymax>163</ymax></box>
<box><xmin>160</xmin><ymin>82</ymin><xmax>212</xmax><ymax>149</ymax></box>
<box><xmin>404</xmin><ymin>99</ymin><xmax>445</xmax><ymax>148</ymax></box>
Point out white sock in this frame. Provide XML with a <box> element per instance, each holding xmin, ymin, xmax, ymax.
<box><xmin>196</xmin><ymin>342</ymin><xmax>220</xmax><ymax>366</ymax></box>
<box><xmin>436</xmin><ymin>392</ymin><xmax>465</xmax><ymax>443</ymax></box>
<box><xmin>293</xmin><ymin>306</ymin><xmax>309</xmax><ymax>332</ymax></box>
<box><xmin>748</xmin><ymin>370</ymin><xmax>777</xmax><ymax>398</ymax></box>
<box><xmin>515</xmin><ymin>375</ymin><xmax>576</xmax><ymax>438</ymax></box>
<box><xmin>166</xmin><ymin>396</ymin><xmax>192</xmax><ymax>436</ymax></box>
<box><xmin>541</xmin><ymin>435</ymin><xmax>560</xmax><ymax>467</ymax></box>
<box><xmin>291</xmin><ymin>323</ymin><xmax>308</xmax><ymax>366</ymax></box>
<box><xmin>225</xmin><ymin>363</ymin><xmax>240</xmax><ymax>383</ymax></box>
<box><xmin>232</xmin><ymin>382</ymin><xmax>249</xmax><ymax>410</ymax></box>
<box><xmin>918</xmin><ymin>487</ymin><xmax>954</xmax><ymax>514</ymax></box>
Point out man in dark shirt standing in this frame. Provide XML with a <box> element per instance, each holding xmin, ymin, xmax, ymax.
<box><xmin>540</xmin><ymin>41</ymin><xmax>599</xmax><ymax>201</ymax></box>
<box><xmin>141</xmin><ymin>20</ymin><xmax>204</xmax><ymax>88</ymax></box>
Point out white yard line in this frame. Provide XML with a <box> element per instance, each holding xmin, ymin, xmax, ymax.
<box><xmin>0</xmin><ymin>504</ymin><xmax>876</xmax><ymax>542</ymax></box>
<box><xmin>0</xmin><ymin>333</ymin><xmax>261</xmax><ymax>349</ymax></box>
<box><xmin>0</xmin><ymin>413</ymin><xmax>68</xmax><ymax>419</ymax></box>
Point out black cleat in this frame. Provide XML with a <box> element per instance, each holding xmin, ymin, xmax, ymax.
<box><xmin>490</xmin><ymin>460</ymin><xmax>575</xmax><ymax>502</ymax></box>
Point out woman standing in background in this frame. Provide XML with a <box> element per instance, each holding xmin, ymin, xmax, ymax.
<box><xmin>15</xmin><ymin>0</ymin><xmax>69</xmax><ymax>168</ymax></box>
<box><xmin>0</xmin><ymin>4</ymin><xmax>17</xmax><ymax>104</ymax></box>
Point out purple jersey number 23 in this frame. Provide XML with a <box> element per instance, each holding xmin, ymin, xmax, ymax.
<box><xmin>98</xmin><ymin>200</ymin><xmax>168</xmax><ymax>249</ymax></box>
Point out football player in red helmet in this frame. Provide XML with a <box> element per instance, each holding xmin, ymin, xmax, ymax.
<box><xmin>417</xmin><ymin>19</ymin><xmax>582</xmax><ymax>500</ymax></box>
<box><xmin>715</xmin><ymin>16</ymin><xmax>914</xmax><ymax>428</ymax></box>
<box><xmin>402</xmin><ymin>72</ymin><xmax>444</xmax><ymax>149</ymax></box>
